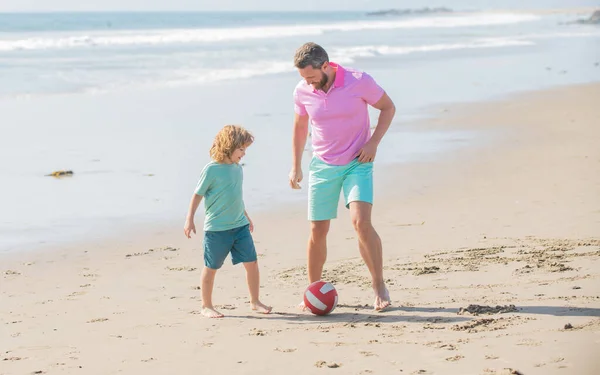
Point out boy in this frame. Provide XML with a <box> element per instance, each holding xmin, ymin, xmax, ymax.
<box><xmin>184</xmin><ymin>125</ymin><xmax>271</xmax><ymax>318</ymax></box>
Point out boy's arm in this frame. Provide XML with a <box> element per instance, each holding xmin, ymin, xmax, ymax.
<box><xmin>244</xmin><ymin>210</ymin><xmax>254</xmax><ymax>233</ymax></box>
<box><xmin>184</xmin><ymin>194</ymin><xmax>203</xmax><ymax>238</ymax></box>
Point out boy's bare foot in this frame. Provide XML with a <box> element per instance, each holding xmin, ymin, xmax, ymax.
<box><xmin>201</xmin><ymin>307</ymin><xmax>224</xmax><ymax>318</ymax></box>
<box><xmin>374</xmin><ymin>286</ymin><xmax>391</xmax><ymax>311</ymax></box>
<box><xmin>252</xmin><ymin>301</ymin><xmax>272</xmax><ymax>314</ymax></box>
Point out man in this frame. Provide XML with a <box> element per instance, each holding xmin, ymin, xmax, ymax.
<box><xmin>289</xmin><ymin>42</ymin><xmax>396</xmax><ymax>311</ymax></box>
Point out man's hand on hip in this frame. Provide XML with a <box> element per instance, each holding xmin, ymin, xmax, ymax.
<box><xmin>289</xmin><ymin>168</ymin><xmax>303</xmax><ymax>189</ymax></box>
<box><xmin>358</xmin><ymin>141</ymin><xmax>378</xmax><ymax>163</ymax></box>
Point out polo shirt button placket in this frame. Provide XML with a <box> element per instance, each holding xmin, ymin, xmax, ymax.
<box><xmin>319</xmin><ymin>90</ymin><xmax>328</xmax><ymax>110</ymax></box>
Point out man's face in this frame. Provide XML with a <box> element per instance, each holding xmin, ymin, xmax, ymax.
<box><xmin>298</xmin><ymin>63</ymin><xmax>328</xmax><ymax>90</ymax></box>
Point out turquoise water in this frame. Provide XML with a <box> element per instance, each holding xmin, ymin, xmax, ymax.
<box><xmin>0</xmin><ymin>8</ymin><xmax>599</xmax><ymax>252</ymax></box>
<box><xmin>1</xmin><ymin>9</ymin><xmax>598</xmax><ymax>98</ymax></box>
<box><xmin>0</xmin><ymin>12</ymin><xmax>370</xmax><ymax>32</ymax></box>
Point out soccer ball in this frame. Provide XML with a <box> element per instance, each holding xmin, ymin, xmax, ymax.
<box><xmin>303</xmin><ymin>280</ymin><xmax>338</xmax><ymax>316</ymax></box>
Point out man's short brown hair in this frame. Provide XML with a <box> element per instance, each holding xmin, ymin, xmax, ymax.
<box><xmin>294</xmin><ymin>42</ymin><xmax>329</xmax><ymax>69</ymax></box>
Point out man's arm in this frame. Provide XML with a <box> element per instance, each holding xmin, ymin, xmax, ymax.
<box><xmin>357</xmin><ymin>92</ymin><xmax>396</xmax><ymax>163</ymax></box>
<box><xmin>289</xmin><ymin>112</ymin><xmax>309</xmax><ymax>189</ymax></box>
<box><xmin>369</xmin><ymin>92</ymin><xmax>396</xmax><ymax>146</ymax></box>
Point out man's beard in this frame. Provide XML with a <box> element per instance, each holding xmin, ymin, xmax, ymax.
<box><xmin>314</xmin><ymin>73</ymin><xmax>329</xmax><ymax>91</ymax></box>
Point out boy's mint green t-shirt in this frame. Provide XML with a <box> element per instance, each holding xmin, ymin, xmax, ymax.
<box><xmin>194</xmin><ymin>162</ymin><xmax>249</xmax><ymax>232</ymax></box>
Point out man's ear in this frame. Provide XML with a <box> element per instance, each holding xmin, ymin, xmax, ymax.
<box><xmin>321</xmin><ymin>61</ymin><xmax>329</xmax><ymax>72</ymax></box>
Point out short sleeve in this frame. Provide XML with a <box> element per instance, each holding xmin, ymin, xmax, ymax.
<box><xmin>293</xmin><ymin>89</ymin><xmax>307</xmax><ymax>116</ymax></box>
<box><xmin>358</xmin><ymin>72</ymin><xmax>385</xmax><ymax>106</ymax></box>
<box><xmin>194</xmin><ymin>165</ymin><xmax>213</xmax><ymax>196</ymax></box>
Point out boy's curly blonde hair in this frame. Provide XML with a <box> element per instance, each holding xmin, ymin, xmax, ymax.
<box><xmin>209</xmin><ymin>125</ymin><xmax>254</xmax><ymax>163</ymax></box>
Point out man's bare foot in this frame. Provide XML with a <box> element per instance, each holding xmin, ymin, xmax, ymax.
<box><xmin>251</xmin><ymin>301</ymin><xmax>272</xmax><ymax>314</ymax></box>
<box><xmin>201</xmin><ymin>307</ymin><xmax>224</xmax><ymax>318</ymax></box>
<box><xmin>374</xmin><ymin>286</ymin><xmax>391</xmax><ymax>311</ymax></box>
<box><xmin>297</xmin><ymin>300</ymin><xmax>309</xmax><ymax>311</ymax></box>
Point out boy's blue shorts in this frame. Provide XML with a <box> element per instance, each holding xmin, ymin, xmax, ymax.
<box><xmin>203</xmin><ymin>224</ymin><xmax>257</xmax><ymax>270</ymax></box>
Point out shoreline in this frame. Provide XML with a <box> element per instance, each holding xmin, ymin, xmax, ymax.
<box><xmin>2</xmin><ymin>80</ymin><xmax>598</xmax><ymax>260</ymax></box>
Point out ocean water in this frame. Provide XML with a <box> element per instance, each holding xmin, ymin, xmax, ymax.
<box><xmin>1</xmin><ymin>7</ymin><xmax>599</xmax><ymax>252</ymax></box>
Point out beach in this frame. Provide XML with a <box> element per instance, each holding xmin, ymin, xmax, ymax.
<box><xmin>2</xmin><ymin>82</ymin><xmax>599</xmax><ymax>375</ymax></box>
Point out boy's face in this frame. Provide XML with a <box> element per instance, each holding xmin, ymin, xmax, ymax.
<box><xmin>230</xmin><ymin>145</ymin><xmax>248</xmax><ymax>164</ymax></box>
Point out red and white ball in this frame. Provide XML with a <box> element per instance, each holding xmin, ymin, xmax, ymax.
<box><xmin>303</xmin><ymin>280</ymin><xmax>338</xmax><ymax>316</ymax></box>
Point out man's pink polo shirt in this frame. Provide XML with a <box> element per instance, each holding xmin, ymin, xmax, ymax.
<box><xmin>293</xmin><ymin>62</ymin><xmax>385</xmax><ymax>166</ymax></box>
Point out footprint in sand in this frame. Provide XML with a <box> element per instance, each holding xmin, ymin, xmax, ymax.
<box><xmin>458</xmin><ymin>304</ymin><xmax>518</xmax><ymax>316</ymax></box>
<box><xmin>413</xmin><ymin>266</ymin><xmax>440</xmax><ymax>275</ymax></box>
<box><xmin>68</xmin><ymin>291</ymin><xmax>87</xmax><ymax>297</ymax></box>
<box><xmin>274</xmin><ymin>348</ymin><xmax>296</xmax><ymax>353</ymax></box>
<box><xmin>482</xmin><ymin>369</ymin><xmax>523</xmax><ymax>375</ymax></box>
<box><xmin>534</xmin><ymin>358</ymin><xmax>565</xmax><ymax>368</ymax></box>
<box><xmin>250</xmin><ymin>328</ymin><xmax>266</xmax><ymax>336</ymax></box>
<box><xmin>315</xmin><ymin>361</ymin><xmax>342</xmax><ymax>368</ymax></box>
<box><xmin>216</xmin><ymin>304</ymin><xmax>237</xmax><ymax>310</ymax></box>
<box><xmin>87</xmin><ymin>318</ymin><xmax>109</xmax><ymax>323</ymax></box>
<box><xmin>165</xmin><ymin>266</ymin><xmax>197</xmax><ymax>272</ymax></box>
<box><xmin>125</xmin><ymin>251</ymin><xmax>151</xmax><ymax>258</ymax></box>
<box><xmin>125</xmin><ymin>247</ymin><xmax>179</xmax><ymax>258</ymax></box>
<box><xmin>426</xmin><ymin>342</ymin><xmax>457</xmax><ymax>351</ymax></box>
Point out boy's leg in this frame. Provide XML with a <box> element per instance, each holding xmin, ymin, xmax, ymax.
<box><xmin>200</xmin><ymin>266</ymin><xmax>223</xmax><ymax>318</ymax></box>
<box><xmin>231</xmin><ymin>225</ymin><xmax>271</xmax><ymax>314</ymax></box>
<box><xmin>201</xmin><ymin>230</ymin><xmax>234</xmax><ymax>318</ymax></box>
<box><xmin>242</xmin><ymin>261</ymin><xmax>272</xmax><ymax>314</ymax></box>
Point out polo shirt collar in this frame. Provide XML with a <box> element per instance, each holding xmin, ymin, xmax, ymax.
<box><xmin>329</xmin><ymin>62</ymin><xmax>345</xmax><ymax>88</ymax></box>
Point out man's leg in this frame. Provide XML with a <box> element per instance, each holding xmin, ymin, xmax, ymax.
<box><xmin>301</xmin><ymin>156</ymin><xmax>341</xmax><ymax>309</ymax></box>
<box><xmin>307</xmin><ymin>156</ymin><xmax>343</xmax><ymax>283</ymax></box>
<box><xmin>307</xmin><ymin>220</ymin><xmax>330</xmax><ymax>283</ymax></box>
<box><xmin>349</xmin><ymin>202</ymin><xmax>390</xmax><ymax>310</ymax></box>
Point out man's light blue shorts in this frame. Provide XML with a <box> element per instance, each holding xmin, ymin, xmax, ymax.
<box><xmin>308</xmin><ymin>156</ymin><xmax>374</xmax><ymax>221</ymax></box>
<box><xmin>203</xmin><ymin>224</ymin><xmax>257</xmax><ymax>270</ymax></box>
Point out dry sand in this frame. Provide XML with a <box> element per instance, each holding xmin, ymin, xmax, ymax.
<box><xmin>2</xmin><ymin>83</ymin><xmax>599</xmax><ymax>375</ymax></box>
